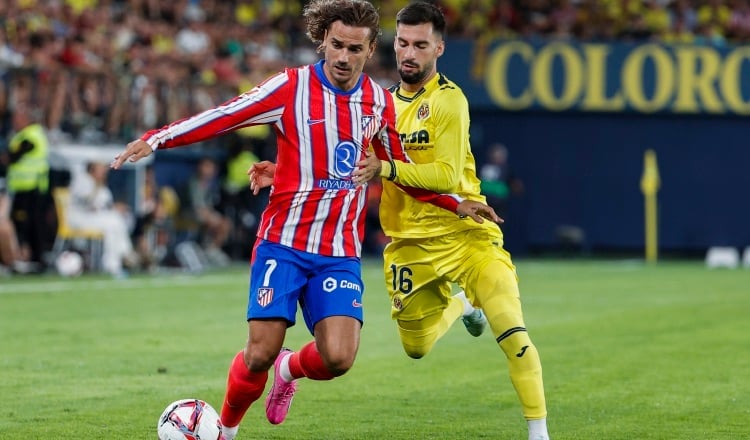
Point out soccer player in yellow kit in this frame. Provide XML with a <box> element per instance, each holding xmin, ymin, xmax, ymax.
<box><xmin>374</xmin><ymin>3</ymin><xmax>550</xmax><ymax>439</ymax></box>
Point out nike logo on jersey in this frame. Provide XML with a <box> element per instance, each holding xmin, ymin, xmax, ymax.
<box><xmin>516</xmin><ymin>345</ymin><xmax>529</xmax><ymax>357</ymax></box>
<box><xmin>352</xmin><ymin>299</ymin><xmax>363</xmax><ymax>308</ymax></box>
<box><xmin>307</xmin><ymin>118</ymin><xmax>326</xmax><ymax>125</ymax></box>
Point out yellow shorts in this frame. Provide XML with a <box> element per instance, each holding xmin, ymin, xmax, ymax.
<box><xmin>383</xmin><ymin>225</ymin><xmax>517</xmax><ymax>322</ymax></box>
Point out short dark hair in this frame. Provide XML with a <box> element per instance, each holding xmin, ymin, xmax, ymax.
<box><xmin>396</xmin><ymin>1</ymin><xmax>446</xmax><ymax>36</ymax></box>
<box><xmin>304</xmin><ymin>0</ymin><xmax>381</xmax><ymax>45</ymax></box>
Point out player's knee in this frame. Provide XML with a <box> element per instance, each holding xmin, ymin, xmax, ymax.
<box><xmin>321</xmin><ymin>352</ymin><xmax>355</xmax><ymax>377</ymax></box>
<box><xmin>402</xmin><ymin>344</ymin><xmax>429</xmax><ymax>359</ymax></box>
<box><xmin>243</xmin><ymin>346</ymin><xmax>276</xmax><ymax>372</ymax></box>
<box><xmin>400</xmin><ymin>335</ymin><xmax>435</xmax><ymax>359</ymax></box>
<box><xmin>398</xmin><ymin>323</ymin><xmax>437</xmax><ymax>359</ymax></box>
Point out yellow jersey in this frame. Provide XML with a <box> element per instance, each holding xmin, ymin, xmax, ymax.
<box><xmin>380</xmin><ymin>73</ymin><xmax>497</xmax><ymax>239</ymax></box>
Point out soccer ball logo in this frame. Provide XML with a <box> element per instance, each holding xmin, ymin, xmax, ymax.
<box><xmin>157</xmin><ymin>399</ymin><xmax>224</xmax><ymax>440</ymax></box>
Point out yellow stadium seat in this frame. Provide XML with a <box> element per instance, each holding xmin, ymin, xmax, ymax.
<box><xmin>51</xmin><ymin>187</ymin><xmax>104</xmax><ymax>272</ymax></box>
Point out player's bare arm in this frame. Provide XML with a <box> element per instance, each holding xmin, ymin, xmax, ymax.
<box><xmin>111</xmin><ymin>139</ymin><xmax>153</xmax><ymax>170</ymax></box>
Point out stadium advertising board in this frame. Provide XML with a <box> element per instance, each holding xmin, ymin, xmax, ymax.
<box><xmin>445</xmin><ymin>39</ymin><xmax>750</xmax><ymax>115</ymax></box>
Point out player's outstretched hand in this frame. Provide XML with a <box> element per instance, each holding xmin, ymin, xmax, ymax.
<box><xmin>248</xmin><ymin>161</ymin><xmax>276</xmax><ymax>195</ymax></box>
<box><xmin>352</xmin><ymin>151</ymin><xmax>381</xmax><ymax>186</ymax></box>
<box><xmin>111</xmin><ymin>139</ymin><xmax>153</xmax><ymax>170</ymax></box>
<box><xmin>456</xmin><ymin>200</ymin><xmax>504</xmax><ymax>224</ymax></box>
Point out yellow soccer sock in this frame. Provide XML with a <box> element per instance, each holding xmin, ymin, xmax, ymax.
<box><xmin>497</xmin><ymin>329</ymin><xmax>547</xmax><ymax>420</ymax></box>
<box><xmin>470</xmin><ymin>260</ymin><xmax>548</xmax><ymax>420</ymax></box>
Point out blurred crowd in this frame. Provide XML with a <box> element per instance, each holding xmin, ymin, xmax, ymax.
<box><xmin>1</xmin><ymin>0</ymin><xmax>749</xmax><ymax>276</ymax></box>
<box><xmin>2</xmin><ymin>0</ymin><xmax>749</xmax><ymax>144</ymax></box>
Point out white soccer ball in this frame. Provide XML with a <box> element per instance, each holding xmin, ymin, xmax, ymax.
<box><xmin>157</xmin><ymin>399</ymin><xmax>224</xmax><ymax>440</ymax></box>
<box><xmin>55</xmin><ymin>251</ymin><xmax>84</xmax><ymax>277</ymax></box>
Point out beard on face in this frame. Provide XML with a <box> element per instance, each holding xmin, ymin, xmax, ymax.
<box><xmin>398</xmin><ymin>60</ymin><xmax>430</xmax><ymax>85</ymax></box>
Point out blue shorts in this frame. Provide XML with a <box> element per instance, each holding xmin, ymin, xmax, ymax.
<box><xmin>247</xmin><ymin>241</ymin><xmax>364</xmax><ymax>334</ymax></box>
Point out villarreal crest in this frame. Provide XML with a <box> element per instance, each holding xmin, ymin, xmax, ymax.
<box><xmin>417</xmin><ymin>102</ymin><xmax>430</xmax><ymax>120</ymax></box>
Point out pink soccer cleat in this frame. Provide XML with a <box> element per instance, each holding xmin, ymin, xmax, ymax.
<box><xmin>265</xmin><ymin>348</ymin><xmax>298</xmax><ymax>424</ymax></box>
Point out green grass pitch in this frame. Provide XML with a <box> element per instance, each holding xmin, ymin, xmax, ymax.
<box><xmin>1</xmin><ymin>258</ymin><xmax>748</xmax><ymax>439</ymax></box>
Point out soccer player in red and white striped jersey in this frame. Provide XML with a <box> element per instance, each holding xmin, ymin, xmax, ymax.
<box><xmin>111</xmin><ymin>1</ymin><xmax>498</xmax><ymax>438</ymax></box>
<box><xmin>121</xmin><ymin>36</ymin><xmax>481</xmax><ymax>259</ymax></box>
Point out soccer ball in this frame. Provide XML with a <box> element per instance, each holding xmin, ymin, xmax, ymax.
<box><xmin>157</xmin><ymin>399</ymin><xmax>224</xmax><ymax>440</ymax></box>
<box><xmin>55</xmin><ymin>251</ymin><xmax>84</xmax><ymax>277</ymax></box>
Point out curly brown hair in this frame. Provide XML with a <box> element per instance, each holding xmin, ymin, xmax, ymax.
<box><xmin>304</xmin><ymin>0</ymin><xmax>381</xmax><ymax>46</ymax></box>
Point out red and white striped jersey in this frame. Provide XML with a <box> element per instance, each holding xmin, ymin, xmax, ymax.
<box><xmin>141</xmin><ymin>61</ymin><xmax>460</xmax><ymax>257</ymax></box>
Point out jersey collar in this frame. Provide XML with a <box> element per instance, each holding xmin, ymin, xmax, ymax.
<box><xmin>314</xmin><ymin>60</ymin><xmax>364</xmax><ymax>95</ymax></box>
<box><xmin>393</xmin><ymin>73</ymin><xmax>442</xmax><ymax>102</ymax></box>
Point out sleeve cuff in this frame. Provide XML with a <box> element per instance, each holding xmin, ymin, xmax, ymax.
<box><xmin>380</xmin><ymin>160</ymin><xmax>397</xmax><ymax>181</ymax></box>
<box><xmin>379</xmin><ymin>160</ymin><xmax>391</xmax><ymax>178</ymax></box>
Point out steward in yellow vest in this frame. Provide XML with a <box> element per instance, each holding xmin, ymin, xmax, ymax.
<box><xmin>7</xmin><ymin>120</ymin><xmax>50</xmax><ymax>268</ymax></box>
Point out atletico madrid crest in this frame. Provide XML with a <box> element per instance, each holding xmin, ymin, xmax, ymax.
<box><xmin>257</xmin><ymin>288</ymin><xmax>274</xmax><ymax>307</ymax></box>
<box><xmin>361</xmin><ymin>114</ymin><xmax>379</xmax><ymax>141</ymax></box>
